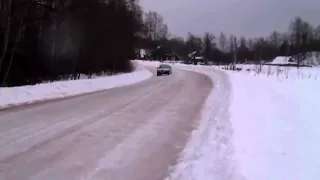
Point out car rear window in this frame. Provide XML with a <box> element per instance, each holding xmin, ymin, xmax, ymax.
<box><xmin>159</xmin><ymin>64</ymin><xmax>170</xmax><ymax>68</ymax></box>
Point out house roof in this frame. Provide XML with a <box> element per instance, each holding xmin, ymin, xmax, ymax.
<box><xmin>188</xmin><ymin>51</ymin><xmax>203</xmax><ymax>60</ymax></box>
<box><xmin>188</xmin><ymin>51</ymin><xmax>197</xmax><ymax>57</ymax></box>
<box><xmin>194</xmin><ymin>56</ymin><xmax>204</xmax><ymax>60</ymax></box>
<box><xmin>270</xmin><ymin>56</ymin><xmax>297</xmax><ymax>65</ymax></box>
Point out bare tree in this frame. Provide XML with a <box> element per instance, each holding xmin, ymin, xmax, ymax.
<box><xmin>218</xmin><ymin>32</ymin><xmax>227</xmax><ymax>52</ymax></box>
<box><xmin>247</xmin><ymin>38</ymin><xmax>254</xmax><ymax>51</ymax></box>
<box><xmin>315</xmin><ymin>25</ymin><xmax>320</xmax><ymax>40</ymax></box>
<box><xmin>2</xmin><ymin>2</ymin><xmax>29</xmax><ymax>86</ymax></box>
<box><xmin>202</xmin><ymin>32</ymin><xmax>215</xmax><ymax>64</ymax></box>
<box><xmin>144</xmin><ymin>11</ymin><xmax>168</xmax><ymax>40</ymax></box>
<box><xmin>313</xmin><ymin>25</ymin><xmax>320</xmax><ymax>52</ymax></box>
<box><xmin>0</xmin><ymin>0</ymin><xmax>144</xmax><ymax>86</ymax></box>
<box><xmin>237</xmin><ymin>36</ymin><xmax>250</xmax><ymax>63</ymax></box>
<box><xmin>256</xmin><ymin>38</ymin><xmax>265</xmax><ymax>72</ymax></box>
<box><xmin>186</xmin><ymin>32</ymin><xmax>203</xmax><ymax>52</ymax></box>
<box><xmin>158</xmin><ymin>24</ymin><xmax>169</xmax><ymax>40</ymax></box>
<box><xmin>239</xmin><ymin>36</ymin><xmax>247</xmax><ymax>48</ymax></box>
<box><xmin>229</xmin><ymin>35</ymin><xmax>238</xmax><ymax>70</ymax></box>
<box><xmin>269</xmin><ymin>31</ymin><xmax>281</xmax><ymax>47</ymax></box>
<box><xmin>233</xmin><ymin>36</ymin><xmax>238</xmax><ymax>70</ymax></box>
<box><xmin>0</xmin><ymin>0</ymin><xmax>12</xmax><ymax>73</ymax></box>
<box><xmin>289</xmin><ymin>17</ymin><xmax>313</xmax><ymax>67</ymax></box>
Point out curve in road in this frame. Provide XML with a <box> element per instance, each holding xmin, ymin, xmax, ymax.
<box><xmin>0</xmin><ymin>67</ymin><xmax>212</xmax><ymax>180</ymax></box>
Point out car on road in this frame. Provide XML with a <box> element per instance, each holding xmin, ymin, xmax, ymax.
<box><xmin>157</xmin><ymin>64</ymin><xmax>172</xmax><ymax>76</ymax></box>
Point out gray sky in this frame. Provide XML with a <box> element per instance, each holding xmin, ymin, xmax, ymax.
<box><xmin>140</xmin><ymin>0</ymin><xmax>320</xmax><ymax>38</ymax></box>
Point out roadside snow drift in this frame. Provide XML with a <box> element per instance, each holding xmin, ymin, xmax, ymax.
<box><xmin>174</xmin><ymin>64</ymin><xmax>320</xmax><ymax>180</ymax></box>
<box><xmin>179</xmin><ymin>64</ymin><xmax>320</xmax><ymax>180</ymax></box>
<box><xmin>0</xmin><ymin>62</ymin><xmax>152</xmax><ymax>109</ymax></box>
<box><xmin>165</xmin><ymin>65</ymin><xmax>241</xmax><ymax>180</ymax></box>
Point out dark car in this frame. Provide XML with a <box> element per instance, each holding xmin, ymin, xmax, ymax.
<box><xmin>157</xmin><ymin>64</ymin><xmax>172</xmax><ymax>76</ymax></box>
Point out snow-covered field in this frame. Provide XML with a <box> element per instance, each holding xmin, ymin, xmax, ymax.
<box><xmin>139</xmin><ymin>60</ymin><xmax>320</xmax><ymax>180</ymax></box>
<box><xmin>228</xmin><ymin>70</ymin><xmax>320</xmax><ymax>180</ymax></box>
<box><xmin>0</xmin><ymin>62</ymin><xmax>152</xmax><ymax>109</ymax></box>
<box><xmin>221</xmin><ymin>64</ymin><xmax>320</xmax><ymax>81</ymax></box>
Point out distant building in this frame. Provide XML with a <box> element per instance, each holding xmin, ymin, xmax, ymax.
<box><xmin>265</xmin><ymin>54</ymin><xmax>318</xmax><ymax>67</ymax></box>
<box><xmin>272</xmin><ymin>56</ymin><xmax>296</xmax><ymax>64</ymax></box>
<box><xmin>265</xmin><ymin>56</ymin><xmax>297</xmax><ymax>66</ymax></box>
<box><xmin>188</xmin><ymin>51</ymin><xmax>204</xmax><ymax>64</ymax></box>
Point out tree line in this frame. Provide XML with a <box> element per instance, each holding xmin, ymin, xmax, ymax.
<box><xmin>0</xmin><ymin>0</ymin><xmax>143</xmax><ymax>87</ymax></box>
<box><xmin>2</xmin><ymin>2</ymin><xmax>319</xmax><ymax>87</ymax></box>
<box><xmin>138</xmin><ymin>11</ymin><xmax>320</xmax><ymax>67</ymax></box>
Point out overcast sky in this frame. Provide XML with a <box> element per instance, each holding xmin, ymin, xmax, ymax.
<box><xmin>140</xmin><ymin>0</ymin><xmax>320</xmax><ymax>38</ymax></box>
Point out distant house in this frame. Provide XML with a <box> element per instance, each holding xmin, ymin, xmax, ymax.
<box><xmin>265</xmin><ymin>56</ymin><xmax>298</xmax><ymax>66</ymax></box>
<box><xmin>188</xmin><ymin>51</ymin><xmax>204</xmax><ymax>64</ymax></box>
<box><xmin>264</xmin><ymin>54</ymin><xmax>318</xmax><ymax>67</ymax></box>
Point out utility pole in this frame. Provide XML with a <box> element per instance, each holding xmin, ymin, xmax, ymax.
<box><xmin>259</xmin><ymin>48</ymin><xmax>262</xmax><ymax>73</ymax></box>
<box><xmin>171</xmin><ymin>46</ymin><xmax>174</xmax><ymax>61</ymax></box>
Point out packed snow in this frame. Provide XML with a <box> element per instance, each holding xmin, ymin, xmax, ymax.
<box><xmin>139</xmin><ymin>60</ymin><xmax>320</xmax><ymax>180</ymax></box>
<box><xmin>0</xmin><ymin>61</ymin><xmax>152</xmax><ymax>109</ymax></box>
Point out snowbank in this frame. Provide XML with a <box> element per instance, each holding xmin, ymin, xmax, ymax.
<box><xmin>182</xmin><ymin>64</ymin><xmax>320</xmax><ymax>180</ymax></box>
<box><xmin>164</xmin><ymin>65</ymin><xmax>242</xmax><ymax>180</ymax></box>
<box><xmin>0</xmin><ymin>62</ymin><xmax>152</xmax><ymax>109</ymax></box>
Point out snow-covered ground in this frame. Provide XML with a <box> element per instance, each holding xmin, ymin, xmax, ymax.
<box><xmin>228</xmin><ymin>69</ymin><xmax>320</xmax><ymax>180</ymax></box>
<box><xmin>0</xmin><ymin>61</ymin><xmax>152</xmax><ymax>109</ymax></box>
<box><xmin>139</xmin><ymin>60</ymin><xmax>320</xmax><ymax>180</ymax></box>
<box><xmin>165</xmin><ymin>65</ymin><xmax>241</xmax><ymax>180</ymax></box>
<box><xmin>186</xmin><ymin>64</ymin><xmax>320</xmax><ymax>180</ymax></box>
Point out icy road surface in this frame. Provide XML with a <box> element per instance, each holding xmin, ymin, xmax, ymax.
<box><xmin>0</xmin><ymin>68</ymin><xmax>212</xmax><ymax>180</ymax></box>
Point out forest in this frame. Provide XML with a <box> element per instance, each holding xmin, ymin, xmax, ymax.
<box><xmin>1</xmin><ymin>0</ymin><xmax>320</xmax><ymax>86</ymax></box>
<box><xmin>0</xmin><ymin>0</ymin><xmax>143</xmax><ymax>86</ymax></box>
<box><xmin>140</xmin><ymin>11</ymin><xmax>320</xmax><ymax>67</ymax></box>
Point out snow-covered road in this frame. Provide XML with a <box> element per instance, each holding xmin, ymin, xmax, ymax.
<box><xmin>0</xmin><ymin>67</ymin><xmax>212</xmax><ymax>180</ymax></box>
